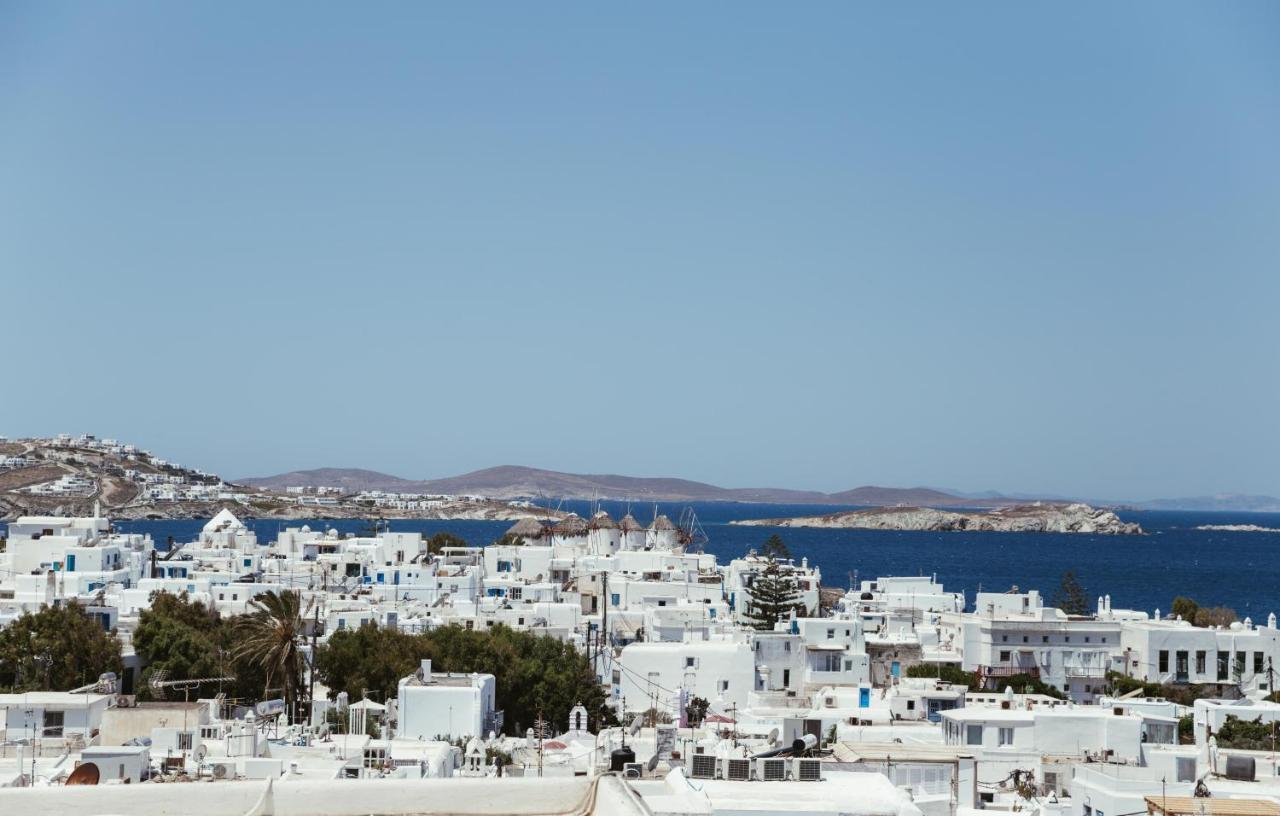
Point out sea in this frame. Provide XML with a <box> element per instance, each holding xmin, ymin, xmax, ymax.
<box><xmin>115</xmin><ymin>502</ymin><xmax>1280</xmax><ymax>620</ymax></box>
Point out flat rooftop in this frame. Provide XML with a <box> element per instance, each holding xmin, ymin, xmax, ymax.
<box><xmin>1146</xmin><ymin>797</ymin><xmax>1280</xmax><ymax>816</ymax></box>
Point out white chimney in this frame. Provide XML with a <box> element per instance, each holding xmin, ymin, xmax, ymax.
<box><xmin>420</xmin><ymin>659</ymin><xmax>432</xmax><ymax>680</ymax></box>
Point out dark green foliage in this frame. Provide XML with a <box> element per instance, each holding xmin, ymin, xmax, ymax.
<box><xmin>1052</xmin><ymin>571</ymin><xmax>1089</xmax><ymax>616</ymax></box>
<box><xmin>1105</xmin><ymin>671</ymin><xmax>1215</xmax><ymax>707</ymax></box>
<box><xmin>1170</xmin><ymin>596</ymin><xmax>1199</xmax><ymax>623</ymax></box>
<box><xmin>490</xmin><ymin>533</ymin><xmax>525</xmax><ymax>548</ymax></box>
<box><xmin>1178</xmin><ymin>714</ymin><xmax>1194</xmax><ymax>743</ymax></box>
<box><xmin>1215</xmin><ymin>715</ymin><xmax>1279</xmax><ymax>750</ymax></box>
<box><xmin>315</xmin><ymin>623</ymin><xmax>614</xmax><ymax>737</ymax></box>
<box><xmin>760</xmin><ymin>534</ymin><xmax>791</xmax><ymax>561</ymax></box>
<box><xmin>744</xmin><ymin>564</ymin><xmax>802</xmax><ymax>631</ymax></box>
<box><xmin>995</xmin><ymin>673</ymin><xmax>1066</xmax><ymax>700</ymax></box>
<box><xmin>132</xmin><ymin>591</ymin><xmax>270</xmax><ymax>705</ymax></box>
<box><xmin>133</xmin><ymin>592</ymin><xmax>227</xmax><ymax>700</ymax></box>
<box><xmin>0</xmin><ymin>603</ymin><xmax>122</xmax><ymax>692</ymax></box>
<box><xmin>233</xmin><ymin>590</ymin><xmax>309</xmax><ymax>711</ymax></box>
<box><xmin>312</xmin><ymin>624</ymin><xmax>428</xmax><ymax>702</ymax></box>
<box><xmin>686</xmin><ymin>695</ymin><xmax>709</xmax><ymax>727</ymax></box>
<box><xmin>904</xmin><ymin>663</ymin><xmax>1065</xmax><ymax>699</ymax></box>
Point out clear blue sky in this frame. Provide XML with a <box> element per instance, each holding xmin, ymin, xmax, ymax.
<box><xmin>3</xmin><ymin>3</ymin><xmax>1277</xmax><ymax>500</ymax></box>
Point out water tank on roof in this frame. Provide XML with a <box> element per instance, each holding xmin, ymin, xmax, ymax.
<box><xmin>1225</xmin><ymin>755</ymin><xmax>1255</xmax><ymax>781</ymax></box>
<box><xmin>610</xmin><ymin>746</ymin><xmax>636</xmax><ymax>772</ymax></box>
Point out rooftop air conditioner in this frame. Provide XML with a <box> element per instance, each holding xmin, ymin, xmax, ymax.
<box><xmin>757</xmin><ymin>757</ymin><xmax>787</xmax><ymax>781</ymax></box>
<box><xmin>722</xmin><ymin>758</ymin><xmax>751</xmax><ymax>781</ymax></box>
<box><xmin>209</xmin><ymin>761</ymin><xmax>236</xmax><ymax>780</ymax></box>
<box><xmin>690</xmin><ymin>754</ymin><xmax>717</xmax><ymax>779</ymax></box>
<box><xmin>623</xmin><ymin>762</ymin><xmax>644</xmax><ymax>779</ymax></box>
<box><xmin>794</xmin><ymin>758</ymin><xmax>822</xmax><ymax>782</ymax></box>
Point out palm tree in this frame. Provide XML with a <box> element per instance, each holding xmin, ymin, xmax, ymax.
<box><xmin>234</xmin><ymin>590</ymin><xmax>308</xmax><ymax>712</ymax></box>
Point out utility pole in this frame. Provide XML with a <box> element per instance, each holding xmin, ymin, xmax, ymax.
<box><xmin>308</xmin><ymin>602</ymin><xmax>320</xmax><ymax>730</ymax></box>
<box><xmin>600</xmin><ymin>571</ymin><xmax>609</xmax><ymax>682</ymax></box>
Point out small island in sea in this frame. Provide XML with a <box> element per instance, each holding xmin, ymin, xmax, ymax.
<box><xmin>730</xmin><ymin>502</ymin><xmax>1144</xmax><ymax>535</ymax></box>
<box><xmin>1195</xmin><ymin>523</ymin><xmax>1280</xmax><ymax>533</ymax></box>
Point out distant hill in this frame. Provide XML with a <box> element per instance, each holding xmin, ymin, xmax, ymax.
<box><xmin>1135</xmin><ymin>493</ymin><xmax>1280</xmax><ymax>513</ymax></box>
<box><xmin>239</xmin><ymin>465</ymin><xmax>1017</xmax><ymax>506</ymax></box>
<box><xmin>826</xmin><ymin>486</ymin><xmax>994</xmax><ymax>507</ymax></box>
<box><xmin>235</xmin><ymin>467</ymin><xmax>421</xmax><ymax>493</ymax></box>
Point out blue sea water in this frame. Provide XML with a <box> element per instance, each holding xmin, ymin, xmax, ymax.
<box><xmin>116</xmin><ymin>502</ymin><xmax>1280</xmax><ymax>619</ymax></box>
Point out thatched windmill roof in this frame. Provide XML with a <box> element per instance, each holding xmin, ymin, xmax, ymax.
<box><xmin>506</xmin><ymin>517</ymin><xmax>548</xmax><ymax>539</ymax></box>
<box><xmin>551</xmin><ymin>513</ymin><xmax>589</xmax><ymax>536</ymax></box>
<box><xmin>650</xmin><ymin>514</ymin><xmax>676</xmax><ymax>532</ymax></box>
<box><xmin>589</xmin><ymin>511</ymin><xmax>617</xmax><ymax>530</ymax></box>
<box><xmin>619</xmin><ymin>513</ymin><xmax>645</xmax><ymax>532</ymax></box>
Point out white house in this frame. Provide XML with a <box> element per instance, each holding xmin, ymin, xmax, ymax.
<box><xmin>396</xmin><ymin>660</ymin><xmax>500</xmax><ymax>741</ymax></box>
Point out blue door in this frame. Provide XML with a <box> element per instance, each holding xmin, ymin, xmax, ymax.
<box><xmin>859</xmin><ymin>688</ymin><xmax>870</xmax><ymax>707</ymax></box>
<box><xmin>891</xmin><ymin>661</ymin><xmax>901</xmax><ymax>679</ymax></box>
<box><xmin>66</xmin><ymin>554</ymin><xmax>76</xmax><ymax>572</ymax></box>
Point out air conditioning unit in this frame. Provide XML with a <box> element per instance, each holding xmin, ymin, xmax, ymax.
<box><xmin>209</xmin><ymin>761</ymin><xmax>237</xmax><ymax>780</ymax></box>
<box><xmin>722</xmin><ymin>758</ymin><xmax>751</xmax><ymax>781</ymax></box>
<box><xmin>757</xmin><ymin>757</ymin><xmax>787</xmax><ymax>781</ymax></box>
<box><xmin>690</xmin><ymin>754</ymin><xmax>718</xmax><ymax>779</ymax></box>
<box><xmin>623</xmin><ymin>762</ymin><xmax>644</xmax><ymax>779</ymax></box>
<box><xmin>794</xmin><ymin>758</ymin><xmax>822</xmax><ymax>782</ymax></box>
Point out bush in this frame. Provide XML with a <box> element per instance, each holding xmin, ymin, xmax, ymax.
<box><xmin>1216</xmin><ymin>715</ymin><xmax>1278</xmax><ymax>750</ymax></box>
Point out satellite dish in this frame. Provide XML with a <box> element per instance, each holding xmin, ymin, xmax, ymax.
<box><xmin>66</xmin><ymin>762</ymin><xmax>101</xmax><ymax>786</ymax></box>
<box><xmin>194</xmin><ymin>744</ymin><xmax>207</xmax><ymax>763</ymax></box>
<box><xmin>767</xmin><ymin>728</ymin><xmax>780</xmax><ymax>746</ymax></box>
<box><xmin>212</xmin><ymin>764</ymin><xmax>228</xmax><ymax>779</ymax></box>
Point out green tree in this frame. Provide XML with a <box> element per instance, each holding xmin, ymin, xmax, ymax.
<box><xmin>490</xmin><ymin>533</ymin><xmax>525</xmax><ymax>548</ymax></box>
<box><xmin>233</xmin><ymin>590</ymin><xmax>308</xmax><ymax>712</ymax></box>
<box><xmin>1052</xmin><ymin>571</ymin><xmax>1089</xmax><ymax>616</ymax></box>
<box><xmin>133</xmin><ymin>592</ymin><xmax>227</xmax><ymax>700</ymax></box>
<box><xmin>314</xmin><ymin>623</ymin><xmax>613</xmax><ymax>737</ymax></box>
<box><xmin>0</xmin><ymin>603</ymin><xmax>122</xmax><ymax>692</ymax></box>
<box><xmin>686</xmin><ymin>695</ymin><xmax>709</xmax><ymax>727</ymax></box>
<box><xmin>744</xmin><ymin>564</ymin><xmax>802</xmax><ymax>631</ymax></box>
<box><xmin>760</xmin><ymin>534</ymin><xmax>791</xmax><ymax>561</ymax></box>
<box><xmin>313</xmin><ymin>623</ymin><xmax>427</xmax><ymax>702</ymax></box>
<box><xmin>1216</xmin><ymin>715</ymin><xmax>1279</xmax><ymax>750</ymax></box>
<box><xmin>1170</xmin><ymin>596</ymin><xmax>1200</xmax><ymax>623</ymax></box>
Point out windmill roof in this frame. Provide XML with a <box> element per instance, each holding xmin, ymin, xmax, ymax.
<box><xmin>589</xmin><ymin>511</ymin><xmax>617</xmax><ymax>530</ymax></box>
<box><xmin>506</xmin><ymin>517</ymin><xmax>548</xmax><ymax>538</ymax></box>
<box><xmin>552</xmin><ymin>514</ymin><xmax>589</xmax><ymax>535</ymax></box>
<box><xmin>619</xmin><ymin>514</ymin><xmax>644</xmax><ymax>531</ymax></box>
<box><xmin>650</xmin><ymin>514</ymin><xmax>676</xmax><ymax>531</ymax></box>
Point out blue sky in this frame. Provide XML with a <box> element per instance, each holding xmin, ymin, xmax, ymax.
<box><xmin>2</xmin><ymin>3</ymin><xmax>1277</xmax><ymax>499</ymax></box>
